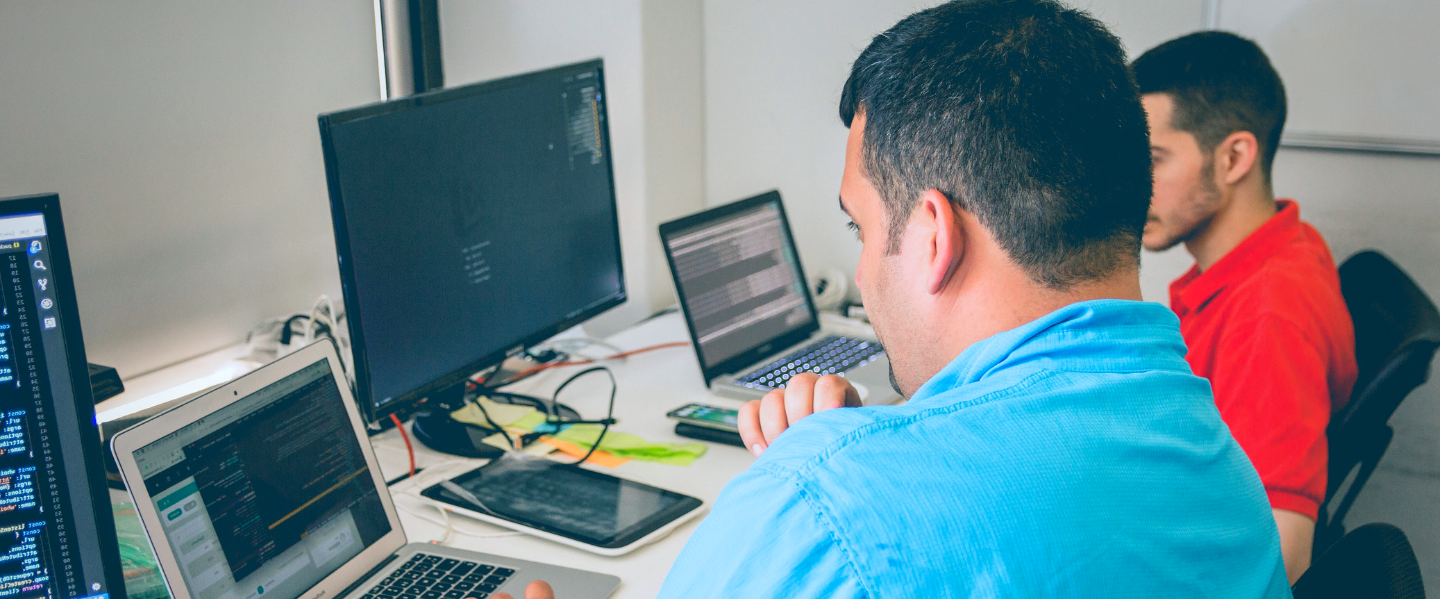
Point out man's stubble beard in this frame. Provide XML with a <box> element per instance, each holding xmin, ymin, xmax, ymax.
<box><xmin>867</xmin><ymin>257</ymin><xmax>917</xmax><ymax>398</ymax></box>
<box><xmin>1146</xmin><ymin>158</ymin><xmax>1223</xmax><ymax>252</ymax></box>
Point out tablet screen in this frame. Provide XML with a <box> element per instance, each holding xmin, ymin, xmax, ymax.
<box><xmin>421</xmin><ymin>456</ymin><xmax>701</xmax><ymax>549</ymax></box>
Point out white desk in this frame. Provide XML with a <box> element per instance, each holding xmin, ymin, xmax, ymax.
<box><xmin>98</xmin><ymin>312</ymin><xmax>760</xmax><ymax>599</ymax></box>
<box><xmin>376</xmin><ymin>312</ymin><xmax>755</xmax><ymax>599</ymax></box>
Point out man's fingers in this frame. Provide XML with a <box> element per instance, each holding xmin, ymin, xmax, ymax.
<box><xmin>758</xmin><ymin>388</ymin><xmax>790</xmax><ymax>445</ymax></box>
<box><xmin>738</xmin><ymin>399</ymin><xmax>766</xmax><ymax>456</ymax></box>
<box><xmin>525</xmin><ymin>581</ymin><xmax>554</xmax><ymax>599</ymax></box>
<box><xmin>813</xmin><ymin>374</ymin><xmax>863</xmax><ymax>410</ymax></box>
<box><xmin>488</xmin><ymin>581</ymin><xmax>553</xmax><ymax>599</ymax></box>
<box><xmin>783</xmin><ymin>372</ymin><xmax>820</xmax><ymax>426</ymax></box>
<box><xmin>743</xmin><ymin>374</ymin><xmax>859</xmax><ymax>458</ymax></box>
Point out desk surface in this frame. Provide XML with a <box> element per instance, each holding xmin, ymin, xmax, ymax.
<box><xmin>100</xmin><ymin>312</ymin><xmax>761</xmax><ymax>599</ymax></box>
<box><xmin>375</xmin><ymin>312</ymin><xmax>755</xmax><ymax>599</ymax></box>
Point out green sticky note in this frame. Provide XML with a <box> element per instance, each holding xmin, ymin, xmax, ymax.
<box><xmin>551</xmin><ymin>425</ymin><xmax>708</xmax><ymax>466</ymax></box>
<box><xmin>509</xmin><ymin>411</ymin><xmax>550</xmax><ymax>431</ymax></box>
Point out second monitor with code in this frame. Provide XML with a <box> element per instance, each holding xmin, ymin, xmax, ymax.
<box><xmin>318</xmin><ymin>59</ymin><xmax>627</xmax><ymax>454</ymax></box>
<box><xmin>0</xmin><ymin>194</ymin><xmax>129</xmax><ymax>599</ymax></box>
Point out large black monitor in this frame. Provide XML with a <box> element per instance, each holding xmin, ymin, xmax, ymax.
<box><xmin>0</xmin><ymin>194</ymin><xmax>128</xmax><ymax>599</ymax></box>
<box><xmin>318</xmin><ymin>60</ymin><xmax>625</xmax><ymax>427</ymax></box>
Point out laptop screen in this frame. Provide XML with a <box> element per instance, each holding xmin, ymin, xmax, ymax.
<box><xmin>131</xmin><ymin>360</ymin><xmax>391</xmax><ymax>599</ymax></box>
<box><xmin>663</xmin><ymin>193</ymin><xmax>816</xmax><ymax>369</ymax></box>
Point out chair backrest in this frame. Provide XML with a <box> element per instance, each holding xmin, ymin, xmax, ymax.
<box><xmin>1326</xmin><ymin>251</ymin><xmax>1440</xmax><ymax>501</ymax></box>
<box><xmin>1292</xmin><ymin>523</ymin><xmax>1426</xmax><ymax>599</ymax></box>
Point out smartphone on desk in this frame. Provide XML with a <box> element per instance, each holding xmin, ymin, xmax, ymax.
<box><xmin>667</xmin><ymin>403</ymin><xmax>740</xmax><ymax>431</ymax></box>
<box><xmin>668</xmin><ymin>403</ymin><xmax>745</xmax><ymax>447</ymax></box>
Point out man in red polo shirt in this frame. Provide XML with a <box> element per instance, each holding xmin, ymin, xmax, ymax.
<box><xmin>1131</xmin><ymin>32</ymin><xmax>1357</xmax><ymax>583</ymax></box>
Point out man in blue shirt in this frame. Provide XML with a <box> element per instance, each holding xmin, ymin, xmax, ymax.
<box><xmin>496</xmin><ymin>0</ymin><xmax>1289</xmax><ymax>597</ymax></box>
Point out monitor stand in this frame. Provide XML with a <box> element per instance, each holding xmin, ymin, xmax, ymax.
<box><xmin>409</xmin><ymin>382</ymin><xmax>505</xmax><ymax>459</ymax></box>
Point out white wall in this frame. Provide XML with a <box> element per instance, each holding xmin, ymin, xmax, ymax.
<box><xmin>639</xmin><ymin>0</ymin><xmax>708</xmax><ymax>314</ymax></box>
<box><xmin>702</xmin><ymin>0</ymin><xmax>933</xmax><ymax>292</ymax></box>
<box><xmin>1215</xmin><ymin>0</ymin><xmax>1440</xmax><ymax>141</ymax></box>
<box><xmin>439</xmin><ymin>0</ymin><xmax>705</xmax><ymax>337</ymax></box>
<box><xmin>703</xmin><ymin>0</ymin><xmax>1440</xmax><ymax>581</ymax></box>
<box><xmin>0</xmin><ymin>0</ymin><xmax>706</xmax><ymax>380</ymax></box>
<box><xmin>0</xmin><ymin>1</ymin><xmax>379</xmax><ymax>378</ymax></box>
<box><xmin>701</xmin><ymin>0</ymin><xmax>1202</xmax><ymax>303</ymax></box>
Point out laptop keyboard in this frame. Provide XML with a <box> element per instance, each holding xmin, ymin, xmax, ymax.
<box><xmin>736</xmin><ymin>335</ymin><xmax>884</xmax><ymax>390</ymax></box>
<box><xmin>364</xmin><ymin>553</ymin><xmax>514</xmax><ymax>599</ymax></box>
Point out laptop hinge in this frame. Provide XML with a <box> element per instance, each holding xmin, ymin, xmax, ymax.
<box><xmin>337</xmin><ymin>554</ymin><xmax>399</xmax><ymax>599</ymax></box>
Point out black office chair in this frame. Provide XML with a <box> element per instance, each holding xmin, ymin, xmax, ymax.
<box><xmin>1316</xmin><ymin>251</ymin><xmax>1440</xmax><ymax>553</ymax></box>
<box><xmin>1293</xmin><ymin>523</ymin><xmax>1425</xmax><ymax>599</ymax></box>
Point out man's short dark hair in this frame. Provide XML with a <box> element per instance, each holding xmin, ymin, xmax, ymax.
<box><xmin>839</xmin><ymin>0</ymin><xmax>1151</xmax><ymax>290</ymax></box>
<box><xmin>1131</xmin><ymin>31</ymin><xmax>1287</xmax><ymax>184</ymax></box>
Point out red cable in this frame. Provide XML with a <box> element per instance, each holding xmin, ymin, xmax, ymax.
<box><xmin>389</xmin><ymin>413</ymin><xmax>415</xmax><ymax>478</ymax></box>
<box><xmin>493</xmin><ymin>341</ymin><xmax>689</xmax><ymax>384</ymax></box>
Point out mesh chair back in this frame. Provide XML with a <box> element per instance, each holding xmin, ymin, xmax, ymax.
<box><xmin>1333</xmin><ymin>251</ymin><xmax>1440</xmax><ymax>438</ymax></box>
<box><xmin>1320</xmin><ymin>251</ymin><xmax>1440</xmax><ymax>546</ymax></box>
<box><xmin>1293</xmin><ymin>523</ymin><xmax>1425</xmax><ymax>599</ymax></box>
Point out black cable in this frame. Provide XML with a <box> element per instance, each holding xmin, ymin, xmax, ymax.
<box><xmin>467</xmin><ymin>366</ymin><xmax>616</xmax><ymax>465</ymax></box>
<box><xmin>465</xmin><ymin>388</ymin><xmax>580</xmax><ymax>450</ymax></box>
<box><xmin>466</xmin><ymin>383</ymin><xmax>582</xmax><ymax>421</ymax></box>
<box><xmin>465</xmin><ymin>394</ymin><xmax>516</xmax><ymax>451</ymax></box>
<box><xmin>547</xmin><ymin>366</ymin><xmax>617</xmax><ymax>466</ymax></box>
<box><xmin>278</xmin><ymin>314</ymin><xmax>335</xmax><ymax>346</ymax></box>
<box><xmin>279</xmin><ymin>314</ymin><xmax>308</xmax><ymax>345</ymax></box>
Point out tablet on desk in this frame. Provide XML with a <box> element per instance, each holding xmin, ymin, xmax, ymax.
<box><xmin>421</xmin><ymin>456</ymin><xmax>706</xmax><ymax>556</ymax></box>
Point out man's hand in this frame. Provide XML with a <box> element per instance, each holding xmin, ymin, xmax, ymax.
<box><xmin>488</xmin><ymin>580</ymin><xmax>553</xmax><ymax>599</ymax></box>
<box><xmin>738</xmin><ymin>373</ymin><xmax>862</xmax><ymax>456</ymax></box>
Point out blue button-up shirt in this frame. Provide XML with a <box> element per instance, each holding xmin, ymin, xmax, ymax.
<box><xmin>658</xmin><ymin>300</ymin><xmax>1290</xmax><ymax>597</ymax></box>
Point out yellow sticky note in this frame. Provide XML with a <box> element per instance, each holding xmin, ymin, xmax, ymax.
<box><xmin>451</xmin><ymin>397</ymin><xmax>536</xmax><ymax>427</ymax></box>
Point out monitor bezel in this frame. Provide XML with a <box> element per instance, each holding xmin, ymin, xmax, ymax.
<box><xmin>317</xmin><ymin>58</ymin><xmax>627</xmax><ymax>423</ymax></box>
<box><xmin>109</xmin><ymin>341</ymin><xmax>407</xmax><ymax>599</ymax></box>
<box><xmin>658</xmin><ymin>190</ymin><xmax>822</xmax><ymax>383</ymax></box>
<box><xmin>0</xmin><ymin>193</ymin><xmax>129</xmax><ymax>599</ymax></box>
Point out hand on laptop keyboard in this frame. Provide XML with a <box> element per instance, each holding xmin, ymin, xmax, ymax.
<box><xmin>739</xmin><ymin>373</ymin><xmax>863</xmax><ymax>457</ymax></box>
<box><xmin>489</xmin><ymin>580</ymin><xmax>552</xmax><ymax>599</ymax></box>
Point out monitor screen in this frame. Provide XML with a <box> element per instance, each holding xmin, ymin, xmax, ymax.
<box><xmin>0</xmin><ymin>195</ymin><xmax>126</xmax><ymax>599</ymax></box>
<box><xmin>130</xmin><ymin>360</ymin><xmax>390</xmax><ymax>599</ymax></box>
<box><xmin>662</xmin><ymin>193</ymin><xmax>815</xmax><ymax>369</ymax></box>
<box><xmin>319</xmin><ymin>60</ymin><xmax>626</xmax><ymax>420</ymax></box>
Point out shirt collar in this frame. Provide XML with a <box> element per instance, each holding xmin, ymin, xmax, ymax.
<box><xmin>909</xmin><ymin>299</ymin><xmax>1189</xmax><ymax>404</ymax></box>
<box><xmin>1170</xmin><ymin>199</ymin><xmax>1301</xmax><ymax>317</ymax></box>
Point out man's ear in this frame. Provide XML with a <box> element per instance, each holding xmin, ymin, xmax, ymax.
<box><xmin>918</xmin><ymin>189</ymin><xmax>963</xmax><ymax>295</ymax></box>
<box><xmin>1215</xmin><ymin>130</ymin><xmax>1261</xmax><ymax>186</ymax></box>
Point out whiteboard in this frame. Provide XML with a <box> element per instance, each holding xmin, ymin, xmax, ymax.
<box><xmin>1213</xmin><ymin>0</ymin><xmax>1440</xmax><ymax>146</ymax></box>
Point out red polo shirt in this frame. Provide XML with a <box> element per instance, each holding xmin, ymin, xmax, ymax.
<box><xmin>1170</xmin><ymin>200</ymin><xmax>1356</xmax><ymax>520</ymax></box>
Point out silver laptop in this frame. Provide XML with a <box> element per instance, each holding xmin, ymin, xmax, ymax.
<box><xmin>110</xmin><ymin>342</ymin><xmax>618</xmax><ymax>599</ymax></box>
<box><xmin>659</xmin><ymin>190</ymin><xmax>899</xmax><ymax>404</ymax></box>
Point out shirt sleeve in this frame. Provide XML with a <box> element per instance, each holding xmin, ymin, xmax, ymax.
<box><xmin>1208</xmin><ymin>314</ymin><xmax>1332</xmax><ymax>520</ymax></box>
<box><xmin>655</xmin><ymin>465</ymin><xmax>867</xmax><ymax>599</ymax></box>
